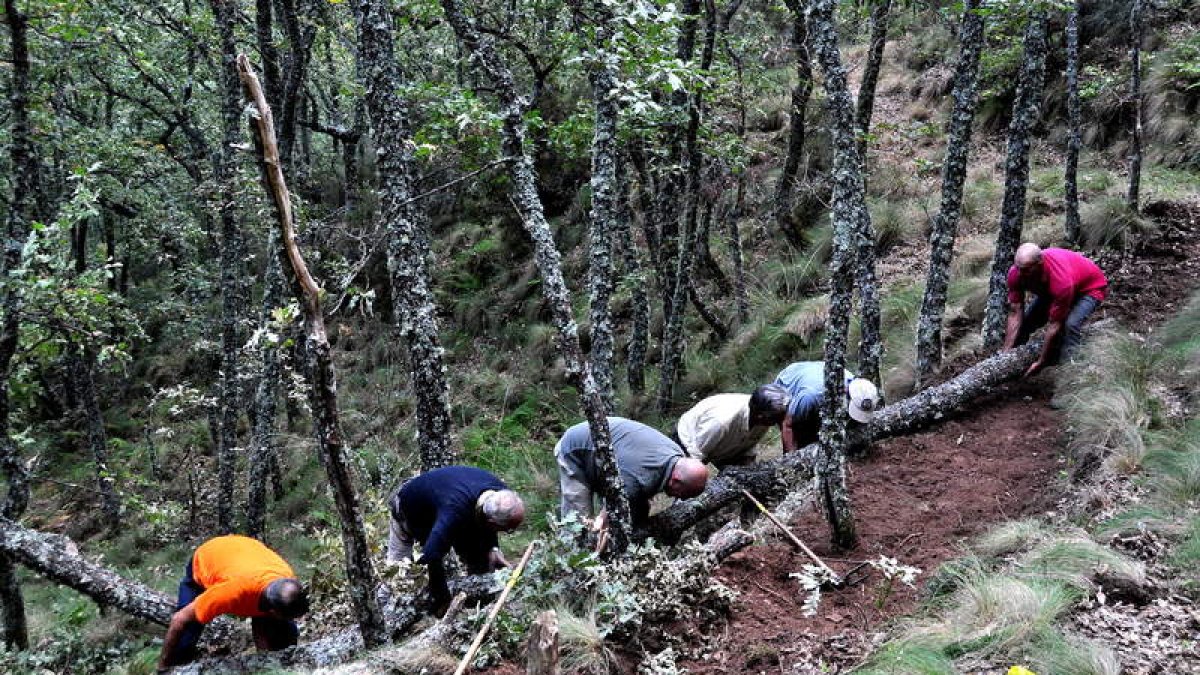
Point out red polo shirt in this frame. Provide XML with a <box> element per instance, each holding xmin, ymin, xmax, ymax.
<box><xmin>1007</xmin><ymin>248</ymin><xmax>1108</xmax><ymax>323</ymax></box>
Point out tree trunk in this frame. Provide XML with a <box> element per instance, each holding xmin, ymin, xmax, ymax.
<box><xmin>1126</xmin><ymin>0</ymin><xmax>1143</xmax><ymax>214</ymax></box>
<box><xmin>854</xmin><ymin>0</ymin><xmax>894</xmax><ymax>162</ymax></box>
<box><xmin>239</xmin><ymin>56</ymin><xmax>387</xmax><ymax>647</ymax></box>
<box><xmin>981</xmin><ymin>12</ymin><xmax>1048</xmax><ymax>351</ymax></box>
<box><xmin>569</xmin><ymin>0</ymin><xmax>622</xmax><ymax>414</ymax></box>
<box><xmin>808</xmin><ymin>0</ymin><xmax>870</xmax><ymax>548</ymax></box>
<box><xmin>774</xmin><ymin>0</ymin><xmax>813</xmax><ymax>249</ymax></box>
<box><xmin>246</xmin><ymin>230</ymin><xmax>287</xmax><ymax>538</ymax></box>
<box><xmin>1064</xmin><ymin>1</ymin><xmax>1082</xmax><ymax>245</ymax></box>
<box><xmin>646</xmin><ymin>340</ymin><xmax>1044</xmax><ymax>539</ymax></box>
<box><xmin>1</xmin><ymin>0</ymin><xmax>39</xmax><ymax>649</ymax></box>
<box><xmin>437</xmin><ymin>0</ymin><xmax>634</xmax><ymax>553</ymax></box>
<box><xmin>913</xmin><ymin>0</ymin><xmax>986</xmax><ymax>389</ymax></box>
<box><xmin>67</xmin><ymin>348</ymin><xmax>121</xmax><ymax>528</ymax></box>
<box><xmin>353</xmin><ymin>0</ymin><xmax>456</xmax><ymax>471</ymax></box>
<box><xmin>615</xmin><ymin>162</ymin><xmax>649</xmax><ymax>396</ymax></box>
<box><xmin>209</xmin><ymin>0</ymin><xmax>248</xmax><ymax>535</ymax></box>
<box><xmin>728</xmin><ymin>217</ymin><xmax>749</xmax><ymax>325</ymax></box>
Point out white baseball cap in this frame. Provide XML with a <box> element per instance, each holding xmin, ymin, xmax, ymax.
<box><xmin>847</xmin><ymin>378</ymin><xmax>880</xmax><ymax>423</ymax></box>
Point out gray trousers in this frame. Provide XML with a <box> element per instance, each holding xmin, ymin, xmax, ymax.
<box><xmin>1015</xmin><ymin>294</ymin><xmax>1101</xmax><ymax>363</ymax></box>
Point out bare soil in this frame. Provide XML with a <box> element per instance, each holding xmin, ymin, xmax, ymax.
<box><xmin>678</xmin><ymin>203</ymin><xmax>1200</xmax><ymax>674</ymax></box>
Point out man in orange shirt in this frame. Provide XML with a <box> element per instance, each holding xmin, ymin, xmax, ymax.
<box><xmin>157</xmin><ymin>535</ymin><xmax>309</xmax><ymax>671</ymax></box>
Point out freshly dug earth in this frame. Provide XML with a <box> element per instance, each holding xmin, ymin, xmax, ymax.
<box><xmin>685</xmin><ymin>377</ymin><xmax>1065</xmax><ymax>674</ymax></box>
<box><xmin>681</xmin><ymin>205</ymin><xmax>1200</xmax><ymax>674</ymax></box>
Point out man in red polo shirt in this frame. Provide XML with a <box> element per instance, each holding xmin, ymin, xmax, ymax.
<box><xmin>1003</xmin><ymin>242</ymin><xmax>1108</xmax><ymax>377</ymax></box>
<box><xmin>157</xmin><ymin>535</ymin><xmax>309</xmax><ymax>671</ymax></box>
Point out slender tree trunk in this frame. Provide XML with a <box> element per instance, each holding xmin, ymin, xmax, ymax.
<box><xmin>437</xmin><ymin>0</ymin><xmax>634</xmax><ymax>553</ymax></box>
<box><xmin>1127</xmin><ymin>0</ymin><xmax>1143</xmax><ymax>214</ymax></box>
<box><xmin>239</xmin><ymin>56</ymin><xmax>386</xmax><ymax>647</ymax></box>
<box><xmin>981</xmin><ymin>12</ymin><xmax>1048</xmax><ymax>351</ymax></box>
<box><xmin>728</xmin><ymin>218</ymin><xmax>749</xmax><ymax>325</ymax></box>
<box><xmin>854</xmin><ymin>0</ymin><xmax>893</xmax><ymax>162</ymax></box>
<box><xmin>775</xmin><ymin>0</ymin><xmax>813</xmax><ymax>248</ymax></box>
<box><xmin>274</xmin><ymin>0</ymin><xmax>318</xmax><ymax>171</ymax></box>
<box><xmin>1</xmin><ymin>0</ymin><xmax>39</xmax><ymax>649</ymax></box>
<box><xmin>616</xmin><ymin>161</ymin><xmax>649</xmax><ymax>396</ymax></box>
<box><xmin>67</xmin><ymin>348</ymin><xmax>121</xmax><ymax>528</ymax></box>
<box><xmin>569</xmin><ymin>0</ymin><xmax>622</xmax><ymax>414</ymax></box>
<box><xmin>209</xmin><ymin>0</ymin><xmax>248</xmax><ymax>534</ymax></box>
<box><xmin>808</xmin><ymin>0</ymin><xmax>872</xmax><ymax>548</ymax></box>
<box><xmin>246</xmin><ymin>231</ymin><xmax>286</xmax><ymax>538</ymax></box>
<box><xmin>913</xmin><ymin>0</ymin><xmax>986</xmax><ymax>389</ymax></box>
<box><xmin>353</xmin><ymin>0</ymin><xmax>455</xmax><ymax>471</ymax></box>
<box><xmin>1064</xmin><ymin>1</ymin><xmax>1082</xmax><ymax>245</ymax></box>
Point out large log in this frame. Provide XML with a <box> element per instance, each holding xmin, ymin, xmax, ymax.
<box><xmin>645</xmin><ymin>342</ymin><xmax>1041</xmax><ymax>541</ymax></box>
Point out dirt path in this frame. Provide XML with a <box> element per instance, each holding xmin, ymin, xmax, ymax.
<box><xmin>682</xmin><ymin>206</ymin><xmax>1200</xmax><ymax>674</ymax></box>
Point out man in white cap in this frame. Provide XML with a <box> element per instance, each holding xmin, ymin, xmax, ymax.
<box><xmin>674</xmin><ymin>384</ymin><xmax>792</xmax><ymax>468</ymax></box>
<box><xmin>772</xmin><ymin>361</ymin><xmax>880</xmax><ymax>453</ymax></box>
<box><xmin>386</xmin><ymin>466</ymin><xmax>525</xmax><ymax>606</ymax></box>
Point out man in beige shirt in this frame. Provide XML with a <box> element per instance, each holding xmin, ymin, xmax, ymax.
<box><xmin>675</xmin><ymin>385</ymin><xmax>790</xmax><ymax>468</ymax></box>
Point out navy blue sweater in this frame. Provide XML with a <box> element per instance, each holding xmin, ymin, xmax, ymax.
<box><xmin>395</xmin><ymin>466</ymin><xmax>507</xmax><ymax>566</ymax></box>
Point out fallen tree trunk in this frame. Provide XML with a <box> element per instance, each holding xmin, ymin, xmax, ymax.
<box><xmin>645</xmin><ymin>342</ymin><xmax>1041</xmax><ymax>541</ymax></box>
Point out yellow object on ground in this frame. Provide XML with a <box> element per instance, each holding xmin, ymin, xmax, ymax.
<box><xmin>1008</xmin><ymin>667</ymin><xmax>1036</xmax><ymax>675</ymax></box>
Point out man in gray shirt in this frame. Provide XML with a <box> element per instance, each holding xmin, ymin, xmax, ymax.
<box><xmin>555</xmin><ymin>417</ymin><xmax>709</xmax><ymax>529</ymax></box>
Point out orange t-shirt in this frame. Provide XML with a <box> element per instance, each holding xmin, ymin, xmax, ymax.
<box><xmin>190</xmin><ymin>535</ymin><xmax>295</xmax><ymax>624</ymax></box>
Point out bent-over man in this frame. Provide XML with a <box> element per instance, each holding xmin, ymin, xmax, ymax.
<box><xmin>556</xmin><ymin>417</ymin><xmax>708</xmax><ymax>529</ymax></box>
<box><xmin>773</xmin><ymin>361</ymin><xmax>880</xmax><ymax>453</ymax></box>
<box><xmin>675</xmin><ymin>385</ymin><xmax>791</xmax><ymax>467</ymax></box>
<box><xmin>1003</xmin><ymin>243</ymin><xmax>1108</xmax><ymax>377</ymax></box>
<box><xmin>387</xmin><ymin>465</ymin><xmax>525</xmax><ymax>605</ymax></box>
<box><xmin>159</xmin><ymin>535</ymin><xmax>309</xmax><ymax>671</ymax></box>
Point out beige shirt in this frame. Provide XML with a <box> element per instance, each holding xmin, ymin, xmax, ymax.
<box><xmin>676</xmin><ymin>394</ymin><xmax>768</xmax><ymax>467</ymax></box>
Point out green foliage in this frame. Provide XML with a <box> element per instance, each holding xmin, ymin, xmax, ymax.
<box><xmin>1078</xmin><ymin>197</ymin><xmax>1158</xmax><ymax>250</ymax></box>
<box><xmin>1159</xmin><ymin>30</ymin><xmax>1200</xmax><ymax>92</ymax></box>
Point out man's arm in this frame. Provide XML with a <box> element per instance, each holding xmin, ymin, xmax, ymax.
<box><xmin>1026</xmin><ymin>319</ymin><xmax>1063</xmax><ymax>377</ymax></box>
<box><xmin>158</xmin><ymin>602</ymin><xmax>199</xmax><ymax>671</ymax></box>
<box><xmin>780</xmin><ymin>415</ymin><xmax>796</xmax><ymax>453</ymax></box>
<box><xmin>1002</xmin><ymin>301</ymin><xmax>1024</xmax><ymax>350</ymax></box>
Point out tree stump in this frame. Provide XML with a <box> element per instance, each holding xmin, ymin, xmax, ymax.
<box><xmin>526</xmin><ymin>610</ymin><xmax>560</xmax><ymax>675</ymax></box>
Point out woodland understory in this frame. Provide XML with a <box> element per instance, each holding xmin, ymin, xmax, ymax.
<box><xmin>1</xmin><ymin>0</ymin><xmax>1199</xmax><ymax>673</ymax></box>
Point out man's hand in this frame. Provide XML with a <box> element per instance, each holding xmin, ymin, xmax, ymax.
<box><xmin>487</xmin><ymin>547</ymin><xmax>509</xmax><ymax>570</ymax></box>
<box><xmin>1023</xmin><ymin>359</ymin><xmax>1044</xmax><ymax>378</ymax></box>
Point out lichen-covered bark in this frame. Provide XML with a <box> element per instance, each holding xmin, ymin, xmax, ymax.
<box><xmin>647</xmin><ymin>340</ymin><xmax>1044</xmax><ymax>538</ymax></box>
<box><xmin>569</xmin><ymin>0</ymin><xmax>621</xmax><ymax>414</ymax></box>
<box><xmin>1127</xmin><ymin>0</ymin><xmax>1143</xmax><ymax>214</ymax></box>
<box><xmin>913</xmin><ymin>0</ymin><xmax>986</xmax><ymax>389</ymax></box>
<box><xmin>437</xmin><ymin>0</ymin><xmax>633</xmax><ymax>553</ymax></box>
<box><xmin>728</xmin><ymin>218</ymin><xmax>749</xmax><ymax>325</ymax></box>
<box><xmin>615</xmin><ymin>162</ymin><xmax>649</xmax><ymax>395</ymax></box>
<box><xmin>774</xmin><ymin>0</ymin><xmax>813</xmax><ymax>248</ymax></box>
<box><xmin>209</xmin><ymin>0</ymin><xmax>247</xmax><ymax>534</ymax></box>
<box><xmin>981</xmin><ymin>12</ymin><xmax>1048</xmax><ymax>351</ymax></box>
<box><xmin>239</xmin><ymin>57</ymin><xmax>386</xmax><ymax>647</ymax></box>
<box><xmin>807</xmin><ymin>0</ymin><xmax>868</xmax><ymax>548</ymax></box>
<box><xmin>353</xmin><ymin>0</ymin><xmax>455</xmax><ymax>471</ymax></box>
<box><xmin>67</xmin><ymin>348</ymin><xmax>121</xmax><ymax>528</ymax></box>
<box><xmin>1</xmin><ymin>0</ymin><xmax>38</xmax><ymax>649</ymax></box>
<box><xmin>854</xmin><ymin>0</ymin><xmax>894</xmax><ymax>162</ymax></box>
<box><xmin>246</xmin><ymin>231</ymin><xmax>286</xmax><ymax>538</ymax></box>
<box><xmin>1064</xmin><ymin>2</ymin><xmax>1082</xmax><ymax>245</ymax></box>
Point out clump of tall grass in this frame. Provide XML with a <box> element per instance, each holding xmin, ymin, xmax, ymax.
<box><xmin>1078</xmin><ymin>196</ymin><xmax>1157</xmax><ymax>250</ymax></box>
<box><xmin>1055</xmin><ymin>329</ymin><xmax>1162</xmax><ymax>477</ymax></box>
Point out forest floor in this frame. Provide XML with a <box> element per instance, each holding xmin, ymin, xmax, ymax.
<box><xmin>675</xmin><ymin>200</ymin><xmax>1200</xmax><ymax>674</ymax></box>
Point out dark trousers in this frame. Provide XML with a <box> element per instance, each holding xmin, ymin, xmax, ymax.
<box><xmin>1014</xmin><ymin>294</ymin><xmax>1101</xmax><ymax>363</ymax></box>
<box><xmin>165</xmin><ymin>560</ymin><xmax>300</xmax><ymax>667</ymax></box>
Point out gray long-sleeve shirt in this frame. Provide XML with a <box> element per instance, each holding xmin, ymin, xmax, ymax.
<box><xmin>555</xmin><ymin>417</ymin><xmax>683</xmax><ymax>528</ymax></box>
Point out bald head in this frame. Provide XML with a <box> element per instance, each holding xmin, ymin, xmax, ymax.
<box><xmin>262</xmin><ymin>578</ymin><xmax>309</xmax><ymax>619</ymax></box>
<box><xmin>1014</xmin><ymin>242</ymin><xmax>1042</xmax><ymax>268</ymax></box>
<box><xmin>479</xmin><ymin>489</ymin><xmax>526</xmax><ymax>532</ymax></box>
<box><xmin>666</xmin><ymin>457</ymin><xmax>709</xmax><ymax>499</ymax></box>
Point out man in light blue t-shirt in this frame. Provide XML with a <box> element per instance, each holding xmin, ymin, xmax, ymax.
<box><xmin>772</xmin><ymin>361</ymin><xmax>880</xmax><ymax>453</ymax></box>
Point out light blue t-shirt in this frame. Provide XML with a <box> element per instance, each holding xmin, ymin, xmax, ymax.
<box><xmin>773</xmin><ymin>362</ymin><xmax>854</xmax><ymax>441</ymax></box>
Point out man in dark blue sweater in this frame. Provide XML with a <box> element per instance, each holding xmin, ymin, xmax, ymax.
<box><xmin>386</xmin><ymin>466</ymin><xmax>525</xmax><ymax>603</ymax></box>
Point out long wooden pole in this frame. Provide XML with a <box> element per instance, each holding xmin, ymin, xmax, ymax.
<box><xmin>454</xmin><ymin>541</ymin><xmax>538</xmax><ymax>675</ymax></box>
<box><xmin>741</xmin><ymin>489</ymin><xmax>840</xmax><ymax>581</ymax></box>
